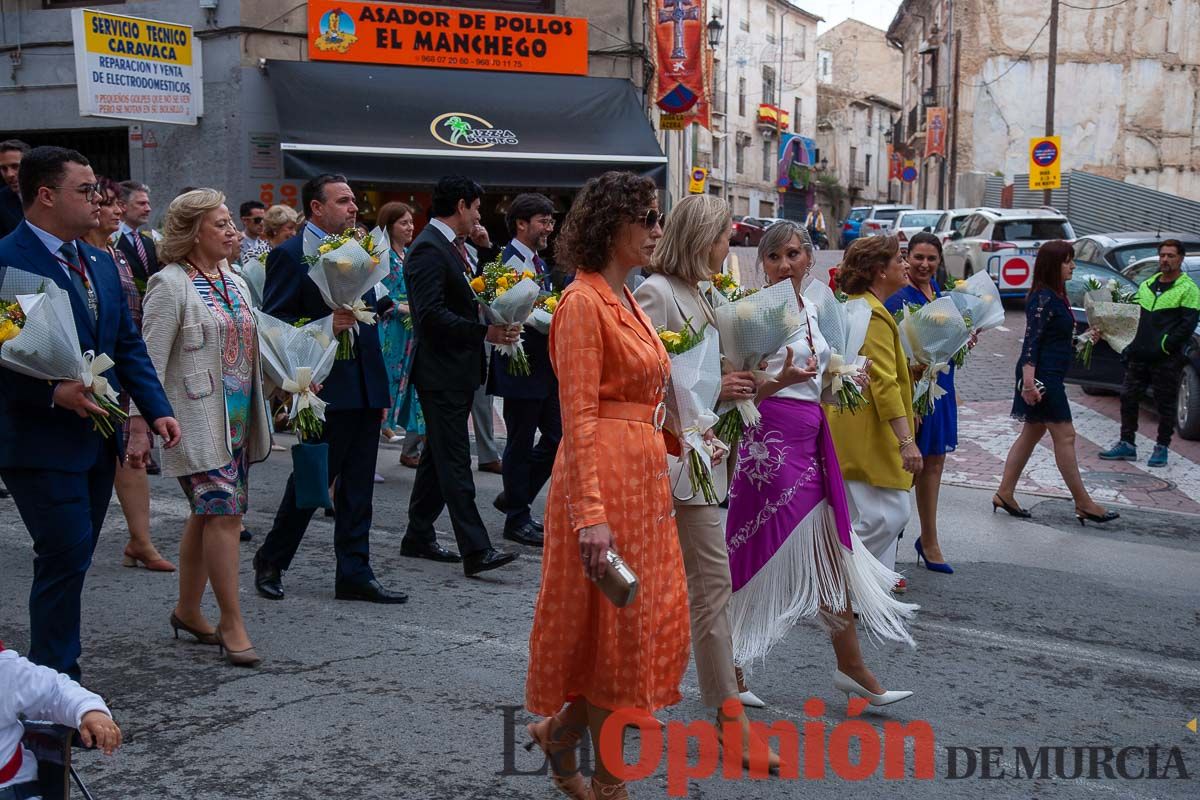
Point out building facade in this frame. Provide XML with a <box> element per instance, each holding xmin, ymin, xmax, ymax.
<box><xmin>814</xmin><ymin>20</ymin><xmax>902</xmax><ymax>222</ymax></box>
<box><xmin>888</xmin><ymin>0</ymin><xmax>1200</xmax><ymax>207</ymax></box>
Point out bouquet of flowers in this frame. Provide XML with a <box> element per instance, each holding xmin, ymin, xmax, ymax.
<box><xmin>1076</xmin><ymin>277</ymin><xmax>1140</xmax><ymax>367</ymax></box>
<box><xmin>803</xmin><ymin>278</ymin><xmax>871</xmax><ymax>413</ymax></box>
<box><xmin>526</xmin><ymin>291</ymin><xmax>560</xmax><ymax>335</ymax></box>
<box><xmin>0</xmin><ymin>267</ymin><xmax>126</xmax><ymax>437</ymax></box>
<box><xmin>254</xmin><ymin>310</ymin><xmax>340</xmax><ymax>509</ymax></box>
<box><xmin>470</xmin><ymin>256</ymin><xmax>540</xmax><ymax>375</ymax></box>
<box><xmin>711</xmin><ymin>272</ymin><xmax>758</xmax><ymax>302</ymax></box>
<box><xmin>302</xmin><ymin>227</ymin><xmax>389</xmax><ymax>360</ymax></box>
<box><xmin>950</xmin><ymin>270</ymin><xmax>1006</xmax><ymax>331</ymax></box>
<box><xmin>658</xmin><ymin>321</ymin><xmax>726</xmax><ymax>504</ymax></box>
<box><xmin>898</xmin><ymin>296</ymin><xmax>972</xmax><ymax>416</ymax></box>
<box><xmin>240</xmin><ymin>251</ymin><xmax>268</xmax><ymax>309</ymax></box>
<box><xmin>713</xmin><ymin>279</ymin><xmax>806</xmax><ymax>441</ymax></box>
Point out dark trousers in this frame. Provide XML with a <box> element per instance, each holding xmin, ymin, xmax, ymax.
<box><xmin>500</xmin><ymin>394</ymin><xmax>562</xmax><ymax>529</ymax></box>
<box><xmin>1120</xmin><ymin>356</ymin><xmax>1184</xmax><ymax>447</ymax></box>
<box><xmin>406</xmin><ymin>386</ymin><xmax>491</xmax><ymax>557</ymax></box>
<box><xmin>259</xmin><ymin>409</ymin><xmax>378</xmax><ymax>584</ymax></box>
<box><xmin>1</xmin><ymin>447</ymin><xmax>116</xmax><ymax>681</ymax></box>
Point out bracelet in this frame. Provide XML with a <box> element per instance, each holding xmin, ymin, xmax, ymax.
<box><xmin>897</xmin><ymin>435</ymin><xmax>915</xmax><ymax>450</ymax></box>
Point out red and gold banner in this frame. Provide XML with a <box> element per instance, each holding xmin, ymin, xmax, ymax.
<box><xmin>924</xmin><ymin>107</ymin><xmax>947</xmax><ymax>158</ymax></box>
<box><xmin>887</xmin><ymin>145</ymin><xmax>903</xmax><ymax>180</ymax></box>
<box><xmin>649</xmin><ymin>0</ymin><xmax>710</xmax><ymax>129</ymax></box>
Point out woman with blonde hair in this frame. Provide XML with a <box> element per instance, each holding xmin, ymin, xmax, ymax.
<box><xmin>634</xmin><ymin>193</ymin><xmax>775</xmax><ymax>767</ymax></box>
<box><xmin>132</xmin><ymin>189</ymin><xmax>272</xmax><ymax>667</ymax></box>
<box><xmin>262</xmin><ymin>204</ymin><xmax>299</xmax><ymax>249</ymax></box>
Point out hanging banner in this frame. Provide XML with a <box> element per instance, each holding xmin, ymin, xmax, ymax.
<box><xmin>649</xmin><ymin>0</ymin><xmax>710</xmax><ymax>129</ymax></box>
<box><xmin>71</xmin><ymin>8</ymin><xmax>203</xmax><ymax>125</ymax></box>
<box><xmin>925</xmin><ymin>107</ymin><xmax>947</xmax><ymax>158</ymax></box>
<box><xmin>887</xmin><ymin>145</ymin><xmax>902</xmax><ymax>180</ymax></box>
<box><xmin>307</xmin><ymin>1</ymin><xmax>588</xmax><ymax>76</ymax></box>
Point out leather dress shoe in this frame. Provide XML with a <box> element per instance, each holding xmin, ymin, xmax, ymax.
<box><xmin>253</xmin><ymin>551</ymin><xmax>284</xmax><ymax>600</ymax></box>
<box><xmin>335</xmin><ymin>578</ymin><xmax>408</xmax><ymax>604</ymax></box>
<box><xmin>493</xmin><ymin>493</ymin><xmax>509</xmax><ymax>512</ymax></box>
<box><xmin>463</xmin><ymin>547</ymin><xmax>518</xmax><ymax>577</ymax></box>
<box><xmin>478</xmin><ymin>460</ymin><xmax>503</xmax><ymax>474</ymax></box>
<box><xmin>503</xmin><ymin>522</ymin><xmax>544</xmax><ymax>547</ymax></box>
<box><xmin>400</xmin><ymin>538</ymin><xmax>462</xmax><ymax>563</ymax></box>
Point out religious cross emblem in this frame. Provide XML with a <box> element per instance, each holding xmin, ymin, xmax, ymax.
<box><xmin>659</xmin><ymin>0</ymin><xmax>700</xmax><ymax>60</ymax></box>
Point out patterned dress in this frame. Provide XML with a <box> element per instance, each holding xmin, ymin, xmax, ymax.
<box><xmin>1011</xmin><ymin>288</ymin><xmax>1074</xmax><ymax>424</ymax></box>
<box><xmin>178</xmin><ymin>268</ymin><xmax>257</xmax><ymax>515</ymax></box>
<box><xmin>526</xmin><ymin>270</ymin><xmax>691</xmax><ymax>715</ymax></box>
<box><xmin>109</xmin><ymin>246</ymin><xmax>143</xmax><ymax>441</ymax></box>
<box><xmin>379</xmin><ymin>249</ymin><xmax>424</xmax><ymax>434</ymax></box>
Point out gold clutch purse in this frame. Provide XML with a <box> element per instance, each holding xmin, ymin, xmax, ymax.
<box><xmin>594</xmin><ymin>549</ymin><xmax>639</xmax><ymax>608</ymax></box>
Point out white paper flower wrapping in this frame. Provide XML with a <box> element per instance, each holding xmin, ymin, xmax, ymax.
<box><xmin>952</xmin><ymin>270</ymin><xmax>1005</xmax><ymax>330</ymax></box>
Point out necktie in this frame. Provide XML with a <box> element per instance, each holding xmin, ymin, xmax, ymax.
<box><xmin>130</xmin><ymin>229</ymin><xmax>149</xmax><ymax>272</ymax></box>
<box><xmin>533</xmin><ymin>254</ymin><xmax>546</xmax><ymax>274</ymax></box>
<box><xmin>455</xmin><ymin>238</ymin><xmax>473</xmax><ymax>274</ymax></box>
<box><xmin>60</xmin><ymin>242</ymin><xmax>96</xmax><ymax>321</ymax></box>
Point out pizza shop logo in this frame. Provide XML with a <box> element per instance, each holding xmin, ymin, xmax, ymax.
<box><xmin>431</xmin><ymin>112</ymin><xmax>519</xmax><ymax>149</ymax></box>
<box><xmin>314</xmin><ymin>10</ymin><xmax>358</xmax><ymax>54</ymax></box>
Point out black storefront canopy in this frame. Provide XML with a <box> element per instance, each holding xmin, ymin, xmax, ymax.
<box><xmin>267</xmin><ymin>60</ymin><xmax>667</xmax><ymax>188</ymax></box>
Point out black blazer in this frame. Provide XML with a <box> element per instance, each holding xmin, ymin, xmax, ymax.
<box><xmin>0</xmin><ymin>187</ymin><xmax>22</xmax><ymax>239</ymax></box>
<box><xmin>487</xmin><ymin>242</ymin><xmax>555</xmax><ymax>400</ymax></box>
<box><xmin>261</xmin><ymin>232</ymin><xmax>390</xmax><ymax>411</ymax></box>
<box><xmin>115</xmin><ymin>228</ymin><xmax>160</xmax><ymax>283</ymax></box>
<box><xmin>404</xmin><ymin>224</ymin><xmax>489</xmax><ymax>393</ymax></box>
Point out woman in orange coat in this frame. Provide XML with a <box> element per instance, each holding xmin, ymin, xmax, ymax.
<box><xmin>525</xmin><ymin>172</ymin><xmax>691</xmax><ymax>800</ymax></box>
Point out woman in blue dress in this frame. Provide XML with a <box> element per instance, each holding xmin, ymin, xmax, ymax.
<box><xmin>376</xmin><ymin>202</ymin><xmax>425</xmax><ymax>466</ymax></box>
<box><xmin>885</xmin><ymin>232</ymin><xmax>967</xmax><ymax>574</ymax></box>
<box><xmin>994</xmin><ymin>240</ymin><xmax>1118</xmax><ymax>525</ymax></box>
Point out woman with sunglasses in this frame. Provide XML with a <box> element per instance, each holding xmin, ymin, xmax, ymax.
<box><xmin>82</xmin><ymin>177</ymin><xmax>174</xmax><ymax>572</ymax></box>
<box><xmin>525</xmin><ymin>172</ymin><xmax>691</xmax><ymax>800</ymax></box>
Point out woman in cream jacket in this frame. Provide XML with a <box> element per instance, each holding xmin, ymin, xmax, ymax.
<box><xmin>133</xmin><ymin>189</ymin><xmax>271</xmax><ymax>668</ymax></box>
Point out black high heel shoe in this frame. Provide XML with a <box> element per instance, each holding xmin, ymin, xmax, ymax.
<box><xmin>992</xmin><ymin>493</ymin><xmax>1032</xmax><ymax>518</ymax></box>
<box><xmin>1075</xmin><ymin>508</ymin><xmax>1119</xmax><ymax>526</ymax></box>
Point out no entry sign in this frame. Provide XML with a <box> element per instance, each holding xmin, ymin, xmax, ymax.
<box><xmin>999</xmin><ymin>255</ymin><xmax>1033</xmax><ymax>289</ymax></box>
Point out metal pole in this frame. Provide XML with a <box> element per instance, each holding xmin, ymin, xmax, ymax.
<box><xmin>775</xmin><ymin>4</ymin><xmax>783</xmax><ymax>216</ymax></box>
<box><xmin>723</xmin><ymin>0</ymin><xmax>731</xmax><ymax>207</ymax></box>
<box><xmin>1044</xmin><ymin>0</ymin><xmax>1058</xmax><ymax>207</ymax></box>
<box><xmin>949</xmin><ymin>30</ymin><xmax>961</xmax><ymax>207</ymax></box>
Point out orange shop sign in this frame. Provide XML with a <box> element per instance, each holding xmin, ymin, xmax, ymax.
<box><xmin>307</xmin><ymin>1</ymin><xmax>588</xmax><ymax>76</ymax></box>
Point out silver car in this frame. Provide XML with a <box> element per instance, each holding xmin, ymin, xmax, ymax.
<box><xmin>942</xmin><ymin>208</ymin><xmax>1076</xmax><ymax>294</ymax></box>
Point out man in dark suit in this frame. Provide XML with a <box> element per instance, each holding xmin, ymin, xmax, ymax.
<box><xmin>488</xmin><ymin>194</ymin><xmax>560</xmax><ymax>547</ymax></box>
<box><xmin>253</xmin><ymin>173</ymin><xmax>407</xmax><ymax>604</ymax></box>
<box><xmin>114</xmin><ymin>180</ymin><xmax>159</xmax><ymax>283</ymax></box>
<box><xmin>0</xmin><ymin>139</ymin><xmax>28</xmax><ymax>239</ymax></box>
<box><xmin>0</xmin><ymin>147</ymin><xmax>180</xmax><ymax>679</ymax></box>
<box><xmin>402</xmin><ymin>175</ymin><xmax>519</xmax><ymax>577</ymax></box>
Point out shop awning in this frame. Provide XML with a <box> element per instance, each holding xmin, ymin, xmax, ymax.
<box><xmin>266</xmin><ymin>60</ymin><xmax>667</xmax><ymax>188</ymax></box>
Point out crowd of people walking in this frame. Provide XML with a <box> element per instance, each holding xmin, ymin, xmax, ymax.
<box><xmin>1</xmin><ymin>133</ymin><xmax>1196</xmax><ymax>798</ymax></box>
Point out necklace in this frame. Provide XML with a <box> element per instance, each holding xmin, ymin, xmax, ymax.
<box><xmin>185</xmin><ymin>259</ymin><xmax>232</xmax><ymax>308</ymax></box>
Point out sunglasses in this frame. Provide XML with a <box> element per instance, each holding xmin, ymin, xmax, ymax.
<box><xmin>637</xmin><ymin>209</ymin><xmax>663</xmax><ymax>229</ymax></box>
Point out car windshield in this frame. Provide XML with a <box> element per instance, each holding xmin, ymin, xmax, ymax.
<box><xmin>993</xmin><ymin>220</ymin><xmax>1071</xmax><ymax>241</ymax></box>
<box><xmin>1110</xmin><ymin>244</ymin><xmax>1167</xmax><ymax>268</ymax></box>
<box><xmin>1065</xmin><ymin>262</ymin><xmax>1137</xmax><ymax>307</ymax></box>
<box><xmin>874</xmin><ymin>209</ymin><xmax>903</xmax><ymax>222</ymax></box>
<box><xmin>949</xmin><ymin>215</ymin><xmax>971</xmax><ymax>234</ymax></box>
<box><xmin>848</xmin><ymin>209</ymin><xmax>868</xmax><ymax>222</ymax></box>
<box><xmin>898</xmin><ymin>213</ymin><xmax>942</xmax><ymax>229</ymax></box>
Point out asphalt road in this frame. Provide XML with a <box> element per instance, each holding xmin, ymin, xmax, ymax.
<box><xmin>2</xmin><ymin>255</ymin><xmax>1198</xmax><ymax>798</ymax></box>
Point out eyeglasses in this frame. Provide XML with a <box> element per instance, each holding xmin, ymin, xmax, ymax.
<box><xmin>637</xmin><ymin>209</ymin><xmax>663</xmax><ymax>229</ymax></box>
<box><xmin>54</xmin><ymin>183</ymin><xmax>103</xmax><ymax>202</ymax></box>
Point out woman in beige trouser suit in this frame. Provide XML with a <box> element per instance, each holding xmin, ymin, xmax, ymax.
<box><xmin>633</xmin><ymin>194</ymin><xmax>776</xmax><ymax>768</ymax></box>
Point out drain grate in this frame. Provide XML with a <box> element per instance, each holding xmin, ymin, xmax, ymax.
<box><xmin>1082</xmin><ymin>470</ymin><xmax>1175</xmax><ymax>491</ymax></box>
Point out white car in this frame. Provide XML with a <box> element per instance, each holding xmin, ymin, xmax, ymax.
<box><xmin>942</xmin><ymin>208</ymin><xmax>1076</xmax><ymax>295</ymax></box>
<box><xmin>932</xmin><ymin>207</ymin><xmax>985</xmax><ymax>245</ymax></box>
<box><xmin>891</xmin><ymin>210</ymin><xmax>946</xmax><ymax>249</ymax></box>
<box><xmin>859</xmin><ymin>204</ymin><xmax>914</xmax><ymax>237</ymax></box>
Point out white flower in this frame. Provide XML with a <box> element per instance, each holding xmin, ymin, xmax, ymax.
<box><xmin>1106</xmin><ymin>278</ymin><xmax>1118</xmax><ymax>291</ymax></box>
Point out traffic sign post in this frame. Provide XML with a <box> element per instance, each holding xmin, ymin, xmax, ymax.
<box><xmin>998</xmin><ymin>254</ymin><xmax>1033</xmax><ymax>291</ymax></box>
<box><xmin>1028</xmin><ymin>136</ymin><xmax>1061</xmax><ymax>191</ymax></box>
<box><xmin>688</xmin><ymin>167</ymin><xmax>707</xmax><ymax>194</ymax></box>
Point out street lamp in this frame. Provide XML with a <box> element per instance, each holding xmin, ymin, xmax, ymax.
<box><xmin>819</xmin><ymin>157</ymin><xmax>829</xmax><ymax>172</ymax></box>
<box><xmin>707</xmin><ymin>11</ymin><xmax>724</xmax><ymax>49</ymax></box>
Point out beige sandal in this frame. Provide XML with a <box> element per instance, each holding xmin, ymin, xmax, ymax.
<box><xmin>525</xmin><ymin>715</ymin><xmax>588</xmax><ymax>800</ymax></box>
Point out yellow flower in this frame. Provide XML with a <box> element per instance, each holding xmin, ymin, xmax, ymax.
<box><xmin>470</xmin><ymin>276</ymin><xmax>485</xmax><ymax>293</ymax></box>
<box><xmin>318</xmin><ymin>242</ymin><xmax>335</xmax><ymax>255</ymax></box>
<box><xmin>0</xmin><ymin>319</ymin><xmax>18</xmax><ymax>342</ymax></box>
<box><xmin>496</xmin><ymin>285</ymin><xmax>509</xmax><ymax>296</ymax></box>
<box><xmin>658</xmin><ymin>330</ymin><xmax>682</xmax><ymax>346</ymax></box>
<box><xmin>544</xmin><ymin>296</ymin><xmax>558</xmax><ymax>312</ymax></box>
<box><xmin>523</xmin><ymin>271</ymin><xmax>535</xmax><ymax>280</ymax></box>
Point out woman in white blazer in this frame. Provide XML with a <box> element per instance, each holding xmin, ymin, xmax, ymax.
<box><xmin>633</xmin><ymin>194</ymin><xmax>776</xmax><ymax>769</ymax></box>
<box><xmin>134</xmin><ymin>189</ymin><xmax>272</xmax><ymax>668</ymax></box>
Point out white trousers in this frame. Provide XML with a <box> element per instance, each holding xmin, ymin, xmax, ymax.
<box><xmin>844</xmin><ymin>480</ymin><xmax>911</xmax><ymax>571</ymax></box>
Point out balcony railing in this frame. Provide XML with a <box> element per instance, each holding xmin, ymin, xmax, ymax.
<box><xmin>756</xmin><ymin>104</ymin><xmax>790</xmax><ymax>136</ymax></box>
<box><xmin>849</xmin><ymin>170</ymin><xmax>866</xmax><ymax>188</ymax></box>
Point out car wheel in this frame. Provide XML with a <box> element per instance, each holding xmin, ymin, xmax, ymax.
<box><xmin>1177</xmin><ymin>364</ymin><xmax>1200</xmax><ymax>440</ymax></box>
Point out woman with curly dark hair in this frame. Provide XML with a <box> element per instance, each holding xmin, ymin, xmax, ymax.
<box><xmin>525</xmin><ymin>172</ymin><xmax>689</xmax><ymax>800</ymax></box>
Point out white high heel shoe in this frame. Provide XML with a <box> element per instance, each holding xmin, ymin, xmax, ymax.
<box><xmin>833</xmin><ymin>669</ymin><xmax>913</xmax><ymax>707</ymax></box>
<box><xmin>735</xmin><ymin>666</ymin><xmax>766</xmax><ymax>708</ymax></box>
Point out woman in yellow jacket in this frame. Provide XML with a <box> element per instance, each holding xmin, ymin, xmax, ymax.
<box><xmin>827</xmin><ymin>236</ymin><xmax>922</xmax><ymax>586</ymax></box>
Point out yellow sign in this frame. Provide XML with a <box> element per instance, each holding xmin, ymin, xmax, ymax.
<box><xmin>688</xmin><ymin>167</ymin><xmax>707</xmax><ymax>194</ymax></box>
<box><xmin>1028</xmin><ymin>136</ymin><xmax>1062</xmax><ymax>191</ymax></box>
<box><xmin>71</xmin><ymin>8</ymin><xmax>202</xmax><ymax>125</ymax></box>
<box><xmin>660</xmin><ymin>113</ymin><xmax>687</xmax><ymax>131</ymax></box>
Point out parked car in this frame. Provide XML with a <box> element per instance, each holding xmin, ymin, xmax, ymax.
<box><xmin>1064</xmin><ymin>260</ymin><xmax>1200</xmax><ymax>439</ymax></box>
<box><xmin>943</xmin><ymin>207</ymin><xmax>1076</xmax><ymax>295</ymax></box>
<box><xmin>932</xmin><ymin>207</ymin><xmax>984</xmax><ymax>245</ymax></box>
<box><xmin>840</xmin><ymin>206</ymin><xmax>870</xmax><ymax>246</ymax></box>
<box><xmin>892</xmin><ymin>210</ymin><xmax>947</xmax><ymax>249</ymax></box>
<box><xmin>858</xmin><ymin>204</ymin><xmax>914</xmax><ymax>238</ymax></box>
<box><xmin>730</xmin><ymin>216</ymin><xmax>784</xmax><ymax>247</ymax></box>
<box><xmin>1122</xmin><ymin>254</ymin><xmax>1200</xmax><ymax>286</ymax></box>
<box><xmin>1073</xmin><ymin>232</ymin><xmax>1200</xmax><ymax>273</ymax></box>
